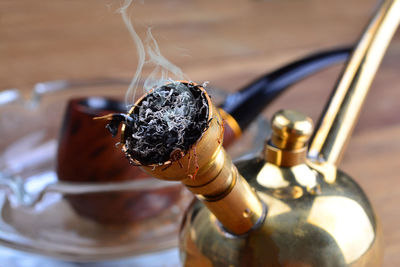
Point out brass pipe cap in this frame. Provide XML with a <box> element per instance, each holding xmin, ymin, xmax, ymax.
<box><xmin>271</xmin><ymin>109</ymin><xmax>313</xmax><ymax>150</ymax></box>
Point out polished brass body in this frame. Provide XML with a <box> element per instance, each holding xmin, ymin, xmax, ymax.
<box><xmin>181</xmin><ymin>162</ymin><xmax>382</xmax><ymax>266</ymax></box>
<box><xmin>179</xmin><ymin>110</ymin><xmax>382</xmax><ymax>266</ymax></box>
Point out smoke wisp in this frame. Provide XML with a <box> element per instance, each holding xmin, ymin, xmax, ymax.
<box><xmin>118</xmin><ymin>0</ymin><xmax>188</xmax><ymax>106</ymax></box>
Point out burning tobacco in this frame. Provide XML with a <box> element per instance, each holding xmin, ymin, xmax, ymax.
<box><xmin>101</xmin><ymin>82</ymin><xmax>210</xmax><ymax>166</ymax></box>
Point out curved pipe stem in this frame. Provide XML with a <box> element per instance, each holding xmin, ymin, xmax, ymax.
<box><xmin>308</xmin><ymin>0</ymin><xmax>400</xmax><ymax>165</ymax></box>
<box><xmin>220</xmin><ymin>47</ymin><xmax>351</xmax><ymax>131</ymax></box>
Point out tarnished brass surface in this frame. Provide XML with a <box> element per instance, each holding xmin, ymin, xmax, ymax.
<box><xmin>308</xmin><ymin>0</ymin><xmax>400</xmax><ymax>165</ymax></box>
<box><xmin>121</xmin><ymin>82</ymin><xmax>264</xmax><ymax>235</ymax></box>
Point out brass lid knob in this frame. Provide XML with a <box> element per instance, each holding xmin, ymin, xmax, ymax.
<box><xmin>271</xmin><ymin>110</ymin><xmax>313</xmax><ymax>150</ymax></box>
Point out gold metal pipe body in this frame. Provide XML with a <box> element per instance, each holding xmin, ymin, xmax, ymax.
<box><xmin>309</xmin><ymin>0</ymin><xmax>400</xmax><ymax>165</ymax></box>
<box><xmin>121</xmin><ymin>82</ymin><xmax>264</xmax><ymax>235</ymax></box>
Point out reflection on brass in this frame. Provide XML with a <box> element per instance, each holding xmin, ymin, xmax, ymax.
<box><xmin>181</xmin><ymin>172</ymin><xmax>382</xmax><ymax>266</ymax></box>
<box><xmin>306</xmin><ymin>159</ymin><xmax>337</xmax><ymax>184</ymax></box>
<box><xmin>271</xmin><ymin>109</ymin><xmax>313</xmax><ymax>150</ymax></box>
<box><xmin>308</xmin><ymin>0</ymin><xmax>400</xmax><ymax>165</ymax></box>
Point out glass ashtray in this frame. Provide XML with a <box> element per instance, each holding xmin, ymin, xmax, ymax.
<box><xmin>0</xmin><ymin>78</ymin><xmax>270</xmax><ymax>263</ymax></box>
<box><xmin>0</xmin><ymin>79</ymin><xmax>197</xmax><ymax>262</ymax></box>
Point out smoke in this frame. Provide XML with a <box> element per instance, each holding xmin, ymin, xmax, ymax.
<box><xmin>118</xmin><ymin>0</ymin><xmax>145</xmax><ymax>105</ymax></box>
<box><xmin>144</xmin><ymin>28</ymin><xmax>189</xmax><ymax>92</ymax></box>
<box><xmin>118</xmin><ymin>0</ymin><xmax>188</xmax><ymax>106</ymax></box>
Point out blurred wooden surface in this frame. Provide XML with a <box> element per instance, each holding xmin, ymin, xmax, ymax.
<box><xmin>0</xmin><ymin>0</ymin><xmax>399</xmax><ymax>265</ymax></box>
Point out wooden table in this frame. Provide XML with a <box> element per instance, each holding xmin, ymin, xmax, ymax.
<box><xmin>1</xmin><ymin>0</ymin><xmax>399</xmax><ymax>265</ymax></box>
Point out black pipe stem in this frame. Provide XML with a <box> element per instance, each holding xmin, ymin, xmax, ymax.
<box><xmin>220</xmin><ymin>47</ymin><xmax>352</xmax><ymax>130</ymax></box>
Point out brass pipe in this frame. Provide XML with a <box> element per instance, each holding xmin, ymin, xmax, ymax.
<box><xmin>308</xmin><ymin>0</ymin><xmax>400</xmax><ymax>165</ymax></box>
<box><xmin>121</xmin><ymin>82</ymin><xmax>265</xmax><ymax>235</ymax></box>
